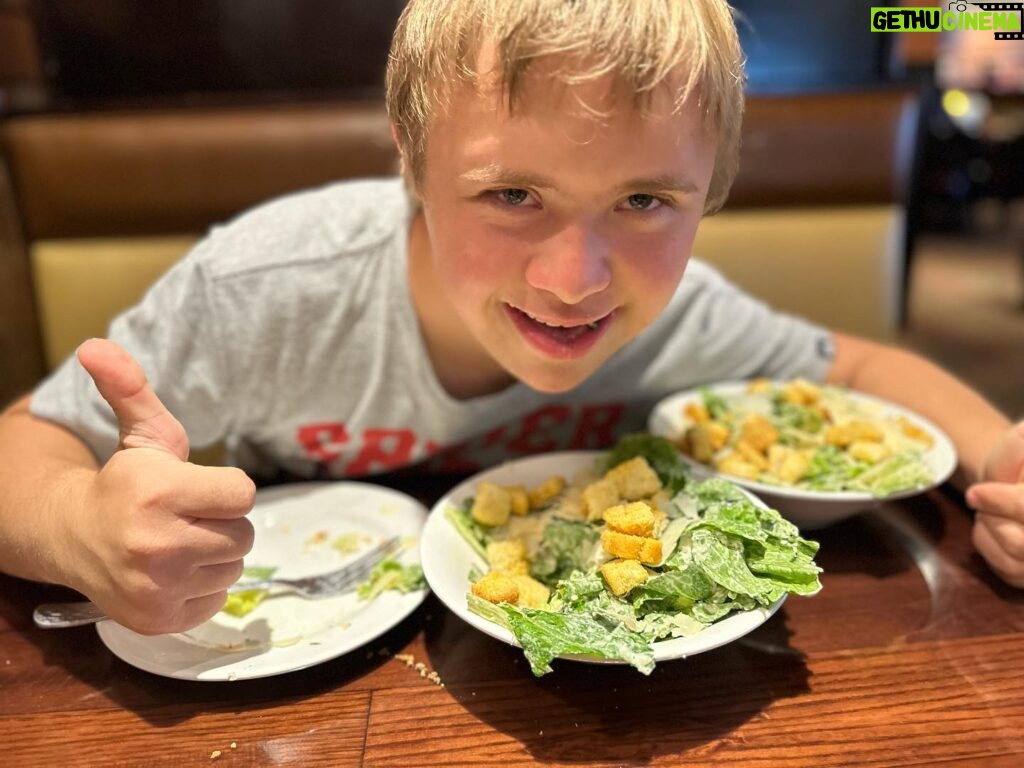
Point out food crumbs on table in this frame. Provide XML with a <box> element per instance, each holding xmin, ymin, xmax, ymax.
<box><xmin>210</xmin><ymin>750</ymin><xmax>221</xmax><ymax>760</ymax></box>
<box><xmin>230</xmin><ymin>743</ymin><xmax>237</xmax><ymax>749</ymax></box>
<box><xmin>393</xmin><ymin>654</ymin><xmax>443</xmax><ymax>686</ymax></box>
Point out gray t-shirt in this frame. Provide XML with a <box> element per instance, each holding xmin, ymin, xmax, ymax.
<box><xmin>31</xmin><ymin>177</ymin><xmax>833</xmax><ymax>480</ymax></box>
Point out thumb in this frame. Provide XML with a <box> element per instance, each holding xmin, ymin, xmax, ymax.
<box><xmin>982</xmin><ymin>421</ymin><xmax>1024</xmax><ymax>484</ymax></box>
<box><xmin>76</xmin><ymin>338</ymin><xmax>190</xmax><ymax>461</ymax></box>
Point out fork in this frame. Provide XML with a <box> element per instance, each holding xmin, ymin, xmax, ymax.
<box><xmin>32</xmin><ymin>536</ymin><xmax>402</xmax><ymax>629</ymax></box>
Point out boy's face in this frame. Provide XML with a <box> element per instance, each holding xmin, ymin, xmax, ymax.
<box><xmin>411</xmin><ymin>59</ymin><xmax>716</xmax><ymax>395</ymax></box>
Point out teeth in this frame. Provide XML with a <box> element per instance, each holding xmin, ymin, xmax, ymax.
<box><xmin>523</xmin><ymin>310</ymin><xmax>601</xmax><ymax>330</ymax></box>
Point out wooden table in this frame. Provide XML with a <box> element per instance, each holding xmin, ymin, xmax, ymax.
<box><xmin>2</xmin><ymin>481</ymin><xmax>1023</xmax><ymax>767</ymax></box>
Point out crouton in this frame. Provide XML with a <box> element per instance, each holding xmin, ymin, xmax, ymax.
<box><xmin>509</xmin><ymin>574</ymin><xmax>550</xmax><ymax>608</ymax></box>
<box><xmin>581</xmin><ymin>477</ymin><xmax>621</xmax><ymax>522</ymax></box>
<box><xmin>735</xmin><ymin>439</ymin><xmax>770</xmax><ymax>471</ymax></box>
<box><xmin>825</xmin><ymin>421</ymin><xmax>883</xmax><ymax>447</ymax></box>
<box><xmin>471</xmin><ymin>481</ymin><xmax>512</xmax><ymax>527</ymax></box>
<box><xmin>684</xmin><ymin>421</ymin><xmax>731</xmax><ymax>463</ymax></box>
<box><xmin>605</xmin><ymin>456</ymin><xmax>662</xmax><ymax>500</ymax></box>
<box><xmin>600</xmin><ymin>559</ymin><xmax>649</xmax><ymax>597</ymax></box>
<box><xmin>705</xmin><ymin>421</ymin><xmax>731</xmax><ymax>451</ymax></box>
<box><xmin>898</xmin><ymin>417</ymin><xmax>934</xmax><ymax>447</ymax></box>
<box><xmin>486</xmin><ymin>539</ymin><xmax>529</xmax><ymax>575</ymax></box>
<box><xmin>684</xmin><ymin>401</ymin><xmax>710</xmax><ymax>423</ymax></box>
<box><xmin>848</xmin><ymin>440</ymin><xmax>889</xmax><ymax>464</ymax></box>
<box><xmin>746</xmin><ymin>378</ymin><xmax>774</xmax><ymax>394</ymax></box>
<box><xmin>602</xmin><ymin>501</ymin><xmax>656</xmax><ymax>537</ymax></box>
<box><xmin>681</xmin><ymin>425</ymin><xmax>708</xmax><ymax>463</ymax></box>
<box><xmin>600</xmin><ymin>529</ymin><xmax>662</xmax><ymax>565</ymax></box>
<box><xmin>716</xmin><ymin>452</ymin><xmax>761</xmax><ymax>480</ymax></box>
<box><xmin>768</xmin><ymin>445</ymin><xmax>811</xmax><ymax>484</ymax></box>
<box><xmin>740</xmin><ymin>414</ymin><xmax>779</xmax><ymax>453</ymax></box>
<box><xmin>471</xmin><ymin>571</ymin><xmax>519</xmax><ymax>604</ymax></box>
<box><xmin>528</xmin><ymin>476</ymin><xmax>566</xmax><ymax>509</ymax></box>
<box><xmin>782</xmin><ymin>378</ymin><xmax>822</xmax><ymax>405</ymax></box>
<box><xmin>505</xmin><ymin>485</ymin><xmax>530</xmax><ymax>516</ymax></box>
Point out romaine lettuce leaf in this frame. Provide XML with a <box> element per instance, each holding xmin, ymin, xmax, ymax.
<box><xmin>848</xmin><ymin>451</ymin><xmax>932</xmax><ymax>497</ymax></box>
<box><xmin>445</xmin><ymin>502</ymin><xmax>490</xmax><ymax>561</ymax></box>
<box><xmin>468</xmin><ymin>594</ymin><xmax>656</xmax><ymax>676</ymax></box>
<box><xmin>529</xmin><ymin>518</ymin><xmax>599</xmax><ymax>586</ymax></box>
<box><xmin>357</xmin><ymin>558</ymin><xmax>425</xmax><ymax>601</ymax></box>
<box><xmin>687</xmin><ymin>478</ymin><xmax>749</xmax><ymax>509</ymax></box>
<box><xmin>631</xmin><ymin>568</ymin><xmax>713</xmax><ymax>613</ymax></box>
<box><xmin>222</xmin><ymin>589</ymin><xmax>270</xmax><ymax>618</ymax></box>
<box><xmin>691</xmin><ymin>529</ymin><xmax>788</xmax><ymax>606</ymax></box>
<box><xmin>700</xmin><ymin>387</ymin><xmax>730</xmax><ymax>420</ymax></box>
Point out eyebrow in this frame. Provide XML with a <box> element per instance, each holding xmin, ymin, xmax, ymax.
<box><xmin>613</xmin><ymin>175</ymin><xmax>701</xmax><ymax>196</ymax></box>
<box><xmin>459</xmin><ymin>165</ymin><xmax>699</xmax><ymax>196</ymax></box>
<box><xmin>458</xmin><ymin>165</ymin><xmax>558</xmax><ymax>190</ymax></box>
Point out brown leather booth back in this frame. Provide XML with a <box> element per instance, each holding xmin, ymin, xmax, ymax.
<box><xmin>730</xmin><ymin>90</ymin><xmax>915</xmax><ymax>209</ymax></box>
<box><xmin>5</xmin><ymin>102</ymin><xmax>399</xmax><ymax>240</ymax></box>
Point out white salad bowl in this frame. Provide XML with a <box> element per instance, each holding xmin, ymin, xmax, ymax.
<box><xmin>420</xmin><ymin>451</ymin><xmax>788</xmax><ymax>668</ymax></box>
<box><xmin>647</xmin><ymin>382</ymin><xmax>958</xmax><ymax>530</ymax></box>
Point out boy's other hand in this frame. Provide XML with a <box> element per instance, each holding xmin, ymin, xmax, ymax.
<box><xmin>966</xmin><ymin>420</ymin><xmax>1024</xmax><ymax>588</ymax></box>
<box><xmin>70</xmin><ymin>339</ymin><xmax>256</xmax><ymax>634</ymax></box>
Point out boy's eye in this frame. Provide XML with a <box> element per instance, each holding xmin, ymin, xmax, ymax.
<box><xmin>496</xmin><ymin>188</ymin><xmax>532</xmax><ymax>207</ymax></box>
<box><xmin>624</xmin><ymin>193</ymin><xmax>662</xmax><ymax>212</ymax></box>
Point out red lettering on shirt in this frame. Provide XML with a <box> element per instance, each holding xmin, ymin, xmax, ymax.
<box><xmin>345</xmin><ymin>428</ymin><xmax>417</xmax><ymax>475</ymax></box>
<box><xmin>506</xmin><ymin>405</ymin><xmax>571</xmax><ymax>454</ymax></box>
<box><xmin>296</xmin><ymin>422</ymin><xmax>350</xmax><ymax>463</ymax></box>
<box><xmin>570</xmin><ymin>402</ymin><xmax>625</xmax><ymax>449</ymax></box>
<box><xmin>483</xmin><ymin>424</ymin><xmax>507</xmax><ymax>447</ymax></box>
<box><xmin>427</xmin><ymin>440</ymin><xmax>482</xmax><ymax>473</ymax></box>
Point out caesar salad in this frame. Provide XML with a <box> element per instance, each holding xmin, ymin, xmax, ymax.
<box><xmin>445</xmin><ymin>435</ymin><xmax>823</xmax><ymax>676</ymax></box>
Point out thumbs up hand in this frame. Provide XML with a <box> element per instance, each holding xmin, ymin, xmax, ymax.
<box><xmin>68</xmin><ymin>338</ymin><xmax>256</xmax><ymax>634</ymax></box>
<box><xmin>967</xmin><ymin>421</ymin><xmax>1024</xmax><ymax>588</ymax></box>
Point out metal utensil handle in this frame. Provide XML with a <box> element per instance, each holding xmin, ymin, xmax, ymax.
<box><xmin>33</xmin><ymin>601</ymin><xmax>109</xmax><ymax>628</ymax></box>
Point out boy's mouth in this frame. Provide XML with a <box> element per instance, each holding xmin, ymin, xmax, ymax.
<box><xmin>505</xmin><ymin>305</ymin><xmax>613</xmax><ymax>360</ymax></box>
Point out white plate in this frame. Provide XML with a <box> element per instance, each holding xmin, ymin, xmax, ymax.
<box><xmin>96</xmin><ymin>482</ymin><xmax>428</xmax><ymax>681</ymax></box>
<box><xmin>647</xmin><ymin>381</ymin><xmax>958</xmax><ymax>529</ymax></box>
<box><xmin>420</xmin><ymin>451</ymin><xmax>785</xmax><ymax>667</ymax></box>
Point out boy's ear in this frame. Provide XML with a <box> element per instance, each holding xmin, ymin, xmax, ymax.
<box><xmin>389</xmin><ymin>121</ymin><xmax>421</xmax><ymax>203</ymax></box>
<box><xmin>389</xmin><ymin>121</ymin><xmax>409</xmax><ymax>178</ymax></box>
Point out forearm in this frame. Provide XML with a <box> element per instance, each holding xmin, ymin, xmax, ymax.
<box><xmin>826</xmin><ymin>333</ymin><xmax>1012</xmax><ymax>487</ymax></box>
<box><xmin>0</xmin><ymin>395</ymin><xmax>99</xmax><ymax>586</ymax></box>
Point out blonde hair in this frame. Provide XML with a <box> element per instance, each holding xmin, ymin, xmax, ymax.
<box><xmin>386</xmin><ymin>0</ymin><xmax>746</xmax><ymax>214</ymax></box>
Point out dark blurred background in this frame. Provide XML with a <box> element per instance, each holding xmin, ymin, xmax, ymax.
<box><xmin>0</xmin><ymin>0</ymin><xmax>1021</xmax><ymax>415</ymax></box>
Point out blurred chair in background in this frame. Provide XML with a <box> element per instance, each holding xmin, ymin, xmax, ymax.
<box><xmin>904</xmin><ymin>23</ymin><xmax>1024</xmax><ymax>315</ymax></box>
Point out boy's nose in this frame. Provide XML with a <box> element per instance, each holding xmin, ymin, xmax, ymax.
<box><xmin>524</xmin><ymin>223</ymin><xmax>612</xmax><ymax>305</ymax></box>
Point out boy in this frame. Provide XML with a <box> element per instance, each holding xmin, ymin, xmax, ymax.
<box><xmin>0</xmin><ymin>0</ymin><xmax>1020</xmax><ymax>635</ymax></box>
